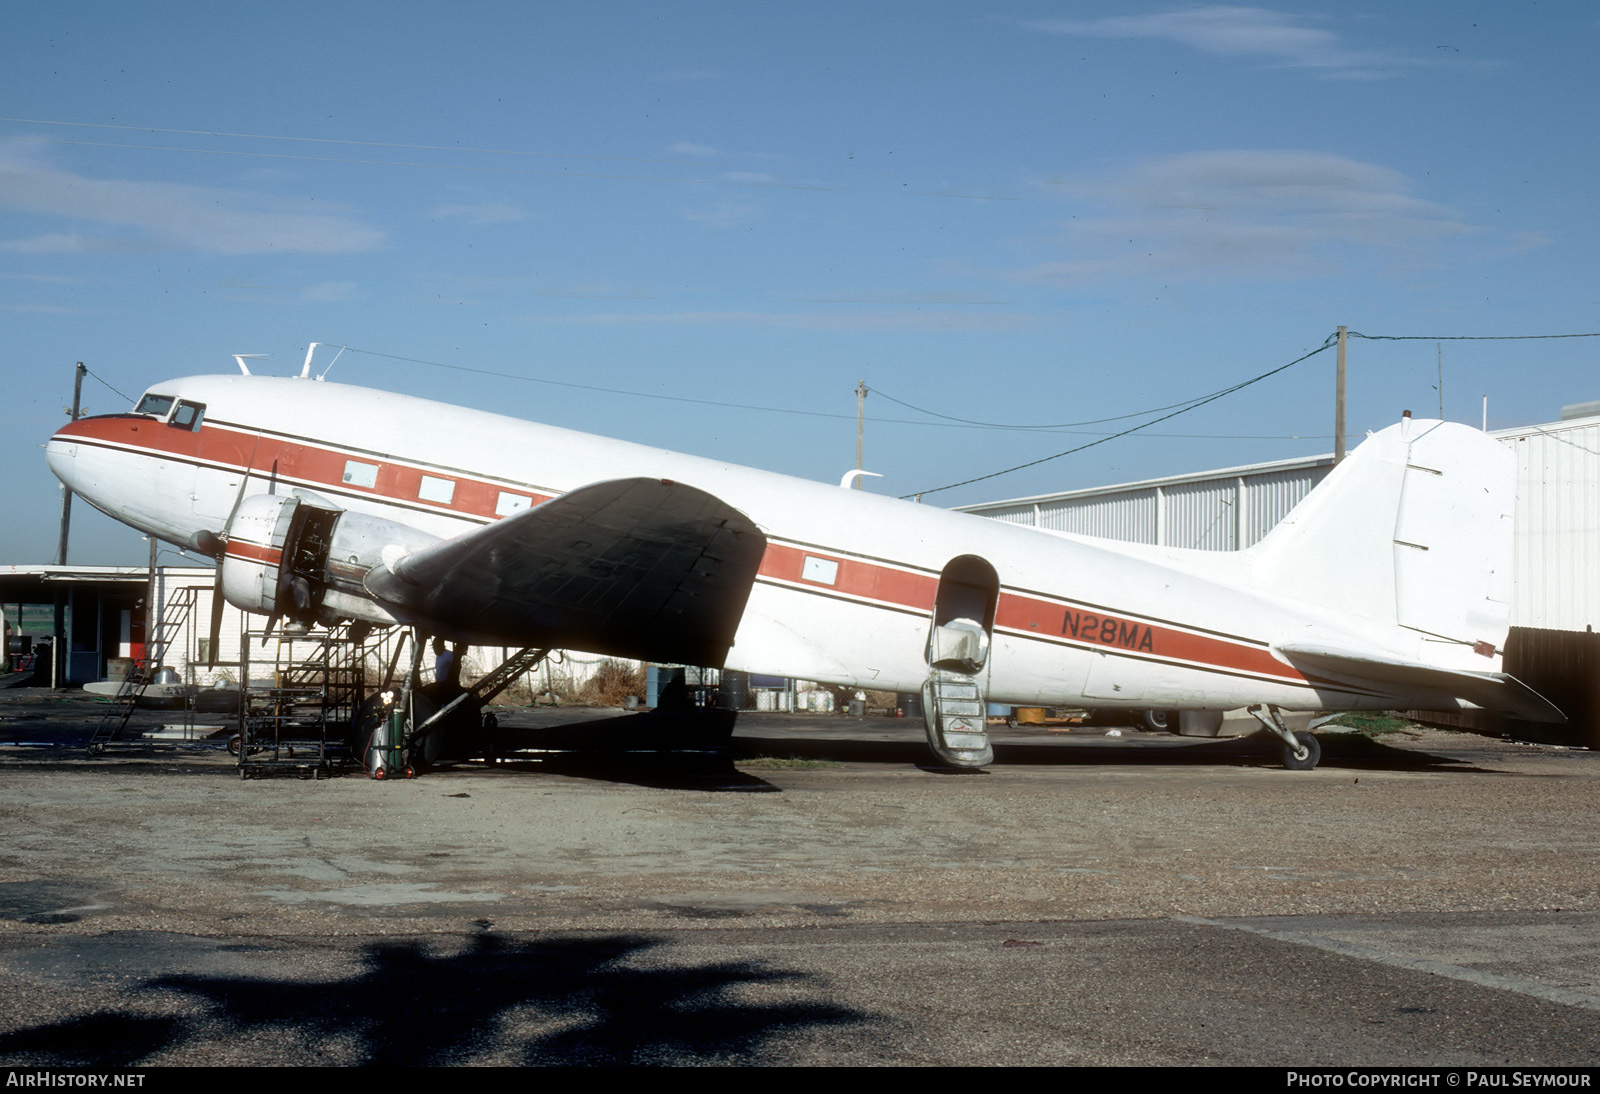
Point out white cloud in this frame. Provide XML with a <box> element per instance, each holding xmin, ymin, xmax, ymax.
<box><xmin>431</xmin><ymin>201</ymin><xmax>530</xmax><ymax>225</ymax></box>
<box><xmin>0</xmin><ymin>302</ymin><xmax>78</xmax><ymax>314</ymax></box>
<box><xmin>1027</xmin><ymin>7</ymin><xmax>1426</xmax><ymax>79</ymax></box>
<box><xmin>680</xmin><ymin>198</ymin><xmax>764</xmax><ymax>229</ymax></box>
<box><xmin>0</xmin><ymin>232</ymin><xmax>152</xmax><ymax>254</ymax></box>
<box><xmin>300</xmin><ymin>281</ymin><xmax>360</xmax><ymax>303</ymax></box>
<box><xmin>0</xmin><ymin>271</ymin><xmax>78</xmax><ymax>282</ymax></box>
<box><xmin>524</xmin><ymin>309</ymin><xmax>1035</xmax><ymax>332</ymax></box>
<box><xmin>1016</xmin><ymin>150</ymin><xmax>1493</xmax><ymax>285</ymax></box>
<box><xmin>0</xmin><ymin>143</ymin><xmax>384</xmax><ymax>255</ymax></box>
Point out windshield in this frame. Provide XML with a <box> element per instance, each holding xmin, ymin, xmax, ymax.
<box><xmin>134</xmin><ymin>393</ymin><xmax>175</xmax><ymax>418</ymax></box>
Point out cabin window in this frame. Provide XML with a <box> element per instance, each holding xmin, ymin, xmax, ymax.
<box><xmin>495</xmin><ymin>491</ymin><xmax>531</xmax><ymax>517</ymax></box>
<box><xmin>418</xmin><ymin>475</ymin><xmax>455</xmax><ymax>504</ymax></box>
<box><xmin>135</xmin><ymin>393</ymin><xmax>175</xmax><ymax>418</ymax></box>
<box><xmin>170</xmin><ymin>401</ymin><xmax>205</xmax><ymax>431</ymax></box>
<box><xmin>801</xmin><ymin>556</ymin><xmax>839</xmax><ymax>585</ymax></box>
<box><xmin>342</xmin><ymin>460</ymin><xmax>380</xmax><ymax>489</ymax></box>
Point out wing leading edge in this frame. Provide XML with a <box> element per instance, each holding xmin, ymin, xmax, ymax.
<box><xmin>365</xmin><ymin>477</ymin><xmax>767</xmax><ymax>666</ymax></box>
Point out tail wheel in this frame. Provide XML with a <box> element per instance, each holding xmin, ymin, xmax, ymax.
<box><xmin>1281</xmin><ymin>731</ymin><xmax>1321</xmax><ymax>771</ymax></box>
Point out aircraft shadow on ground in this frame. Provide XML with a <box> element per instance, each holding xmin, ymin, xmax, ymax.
<box><xmin>481</xmin><ymin>708</ymin><xmax>782</xmax><ymax>792</ymax></box>
<box><xmin>726</xmin><ymin>730</ymin><xmax>1488</xmax><ymax>774</ymax></box>
<box><xmin>475</xmin><ymin>720</ymin><xmax>1488</xmax><ymax>781</ymax></box>
<box><xmin>0</xmin><ymin>933</ymin><xmax>871</xmax><ymax>1067</ymax></box>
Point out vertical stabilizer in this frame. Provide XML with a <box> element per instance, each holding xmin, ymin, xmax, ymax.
<box><xmin>1247</xmin><ymin>419</ymin><xmax>1516</xmax><ymax>668</ymax></box>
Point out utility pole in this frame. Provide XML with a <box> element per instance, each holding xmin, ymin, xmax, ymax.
<box><xmin>854</xmin><ymin>380</ymin><xmax>868</xmax><ymax>488</ymax></box>
<box><xmin>56</xmin><ymin>363</ymin><xmax>84</xmax><ymax>565</ymax></box>
<box><xmin>52</xmin><ymin>362</ymin><xmax>84</xmax><ymax>689</ymax></box>
<box><xmin>1334</xmin><ymin>327</ymin><xmax>1347</xmax><ymax>465</ymax></box>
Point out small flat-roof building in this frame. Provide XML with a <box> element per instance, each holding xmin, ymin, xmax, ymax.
<box><xmin>1</xmin><ymin>563</ymin><xmax>623</xmax><ymax>700</ymax></box>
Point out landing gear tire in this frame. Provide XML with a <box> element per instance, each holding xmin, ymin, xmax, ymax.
<box><xmin>1281</xmin><ymin>731</ymin><xmax>1320</xmax><ymax>771</ymax></box>
<box><xmin>1140</xmin><ymin>709</ymin><xmax>1175</xmax><ymax>733</ymax></box>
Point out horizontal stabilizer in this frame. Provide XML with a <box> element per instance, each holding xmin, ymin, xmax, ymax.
<box><xmin>1275</xmin><ymin>642</ymin><xmax>1565</xmax><ymax>724</ymax></box>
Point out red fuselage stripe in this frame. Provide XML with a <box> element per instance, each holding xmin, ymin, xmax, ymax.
<box><xmin>61</xmin><ymin>415</ymin><xmax>1307</xmax><ymax>687</ymax></box>
<box><xmin>58</xmin><ymin>416</ymin><xmax>555</xmax><ymax>522</ymax></box>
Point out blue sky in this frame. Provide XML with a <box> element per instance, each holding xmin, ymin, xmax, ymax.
<box><xmin>4</xmin><ymin>2</ymin><xmax>1597</xmax><ymax>563</ymax></box>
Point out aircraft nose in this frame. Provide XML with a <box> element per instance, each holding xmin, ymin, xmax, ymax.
<box><xmin>45</xmin><ymin>427</ymin><xmax>82</xmax><ymax>492</ymax></box>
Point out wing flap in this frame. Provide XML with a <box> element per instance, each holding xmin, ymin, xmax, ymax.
<box><xmin>366</xmin><ymin>477</ymin><xmax>766</xmax><ymax>666</ymax></box>
<box><xmin>1275</xmin><ymin>641</ymin><xmax>1565</xmax><ymax>723</ymax></box>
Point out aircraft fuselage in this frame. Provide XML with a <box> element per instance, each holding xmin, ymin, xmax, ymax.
<box><xmin>45</xmin><ymin>373</ymin><xmax>1465</xmax><ymax>715</ymax></box>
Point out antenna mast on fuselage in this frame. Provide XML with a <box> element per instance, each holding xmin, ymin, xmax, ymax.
<box><xmin>300</xmin><ymin>342</ymin><xmax>344</xmax><ymax>381</ymax></box>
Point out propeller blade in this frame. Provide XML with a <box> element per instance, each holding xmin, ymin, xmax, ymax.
<box><xmin>207</xmin><ymin>565</ymin><xmax>226</xmax><ymax>668</ymax></box>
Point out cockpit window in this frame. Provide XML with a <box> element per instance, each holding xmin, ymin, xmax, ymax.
<box><xmin>170</xmin><ymin>401</ymin><xmax>205</xmax><ymax>431</ymax></box>
<box><xmin>135</xmin><ymin>393</ymin><xmax>175</xmax><ymax>418</ymax></box>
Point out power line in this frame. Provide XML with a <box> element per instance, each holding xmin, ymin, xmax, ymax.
<box><xmin>83</xmin><ymin>368</ymin><xmax>132</xmax><ymax>404</ymax></box>
<box><xmin>335</xmin><ymin>345</ymin><xmax>883</xmax><ymax>423</ymax></box>
<box><xmin>1349</xmin><ymin>331</ymin><xmax>1600</xmax><ymax>341</ymax></box>
<box><xmin>901</xmin><ymin>340</ymin><xmax>1336</xmax><ymax>498</ymax></box>
<box><xmin>330</xmin><ymin>344</ymin><xmax>1333</xmax><ymax>440</ymax></box>
<box><xmin>871</xmin><ymin>376</ymin><xmax>1291</xmax><ymax>431</ymax></box>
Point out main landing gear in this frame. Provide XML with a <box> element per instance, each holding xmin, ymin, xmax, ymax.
<box><xmin>1247</xmin><ymin>704</ymin><xmax>1322</xmax><ymax>771</ymax></box>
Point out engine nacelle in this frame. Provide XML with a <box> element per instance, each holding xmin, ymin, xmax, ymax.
<box><xmin>220</xmin><ymin>493</ymin><xmax>440</xmax><ymax>628</ymax></box>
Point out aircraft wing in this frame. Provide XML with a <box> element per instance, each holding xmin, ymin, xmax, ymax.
<box><xmin>364</xmin><ymin>477</ymin><xmax>767</xmax><ymax>666</ymax></box>
<box><xmin>1274</xmin><ymin>642</ymin><xmax>1565</xmax><ymax>724</ymax></box>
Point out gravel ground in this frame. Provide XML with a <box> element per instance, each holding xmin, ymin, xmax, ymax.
<box><xmin>0</xmin><ymin>690</ymin><xmax>1595</xmax><ymax>1066</ymax></box>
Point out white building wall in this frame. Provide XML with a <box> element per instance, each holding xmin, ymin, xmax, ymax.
<box><xmin>1040</xmin><ymin>489</ymin><xmax>1158</xmax><ymax>543</ymax></box>
<box><xmin>1243</xmin><ymin>467</ymin><xmax>1329</xmax><ymax>545</ymax></box>
<box><xmin>1500</xmin><ymin>420</ymin><xmax>1600</xmax><ymax>631</ymax></box>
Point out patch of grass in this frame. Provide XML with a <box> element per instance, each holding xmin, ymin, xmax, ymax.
<box><xmin>1321</xmin><ymin>712</ymin><xmax>1419</xmax><ymax>737</ymax></box>
<box><xmin>736</xmin><ymin>755</ymin><xmax>842</xmax><ymax>770</ymax></box>
<box><xmin>580</xmin><ymin>659</ymin><xmax>646</xmax><ymax>707</ymax></box>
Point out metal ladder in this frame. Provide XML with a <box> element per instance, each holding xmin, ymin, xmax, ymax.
<box><xmin>408</xmin><ymin>646</ymin><xmax>550</xmax><ymax>749</ymax></box>
<box><xmin>88</xmin><ymin>588</ymin><xmax>197</xmax><ymax>755</ymax></box>
<box><xmin>237</xmin><ymin>623</ymin><xmax>398</xmax><ymax>776</ymax></box>
<box><xmin>921</xmin><ymin>667</ymin><xmax>993</xmax><ymax>768</ymax></box>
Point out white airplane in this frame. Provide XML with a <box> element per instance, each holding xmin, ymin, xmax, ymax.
<box><xmin>45</xmin><ymin>353</ymin><xmax>1561</xmax><ymax>770</ymax></box>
